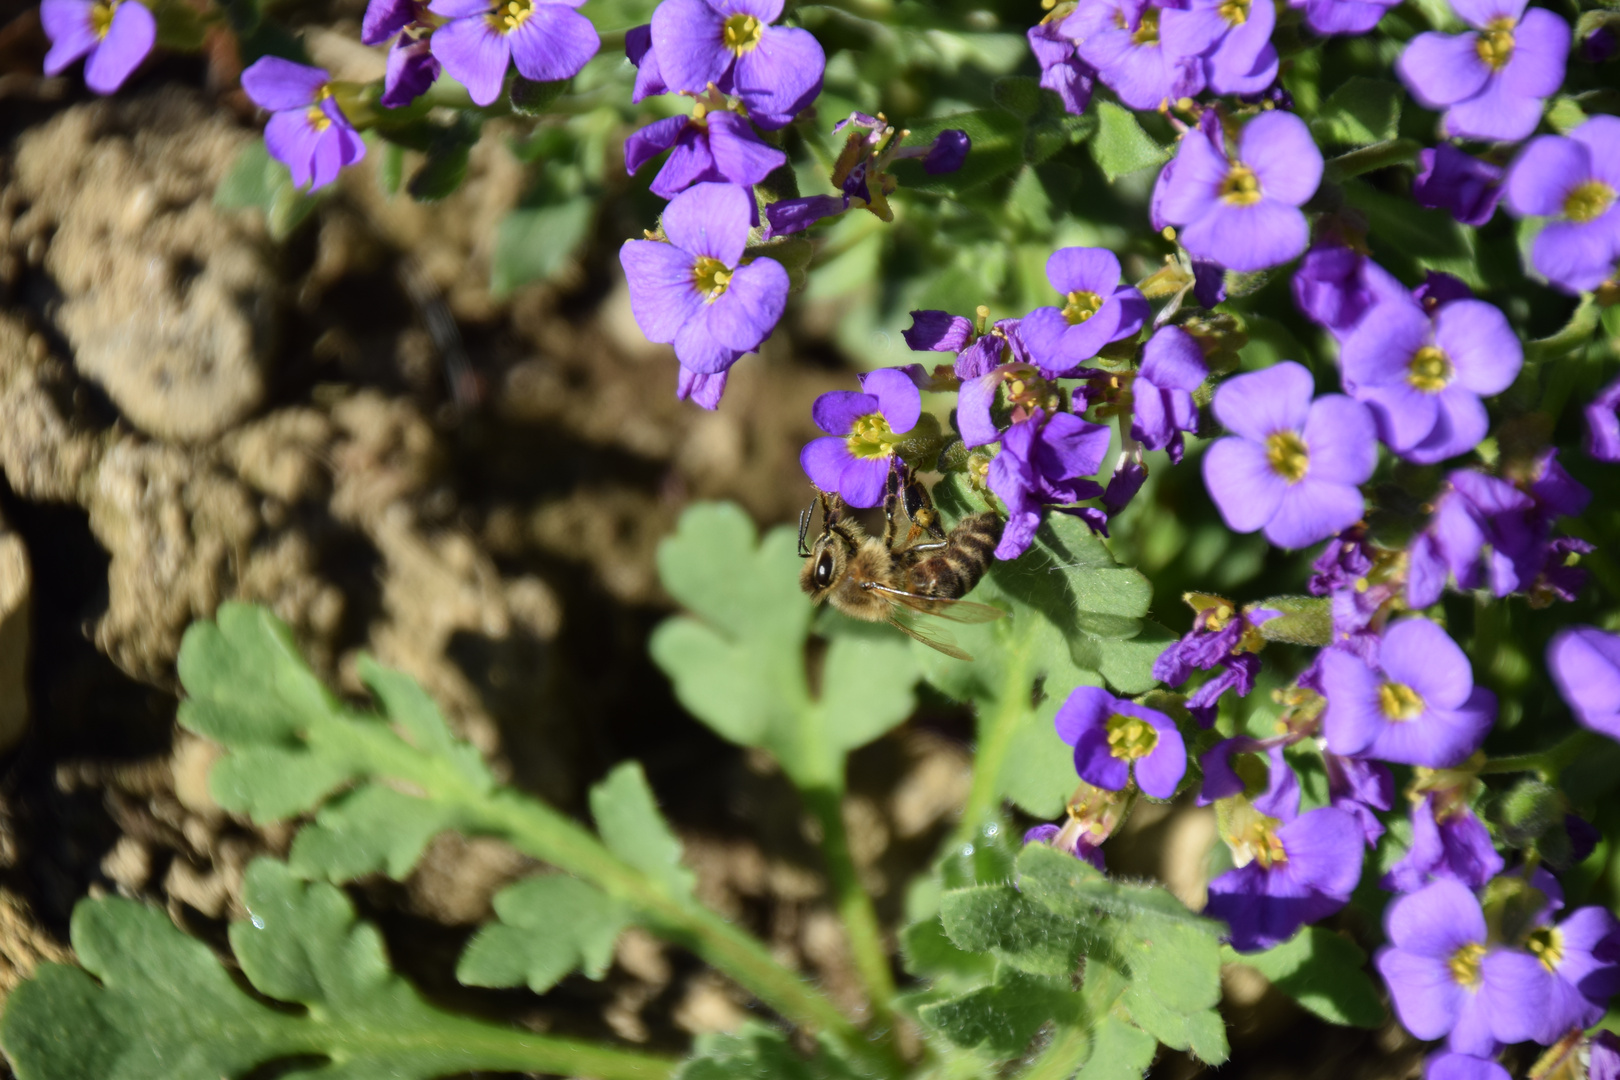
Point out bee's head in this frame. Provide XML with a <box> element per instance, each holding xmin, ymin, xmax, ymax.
<box><xmin>799</xmin><ymin>528</ymin><xmax>851</xmax><ymax>601</ymax></box>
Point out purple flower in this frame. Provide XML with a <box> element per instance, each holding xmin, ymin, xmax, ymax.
<box><xmin>1529</xmin><ymin>904</ymin><xmax>1620</xmax><ymax>1042</ymax></box>
<box><xmin>676</xmin><ymin>365</ymin><xmax>727</xmax><ymax>409</ymax></box>
<box><xmin>41</xmin><ymin>0</ymin><xmax>155</xmax><ymax>94</ymax></box>
<box><xmin>625</xmin><ymin>107</ymin><xmax>787</xmax><ymax>199</ymax></box>
<box><xmin>1585</xmin><ymin>25</ymin><xmax>1619</xmax><ymax>63</ymax></box>
<box><xmin>626</xmin><ymin>24</ymin><xmax>669</xmax><ymax>101</ymax></box>
<box><xmin>241</xmin><ymin>58</ymin><xmax>367</xmax><ymax>192</ymax></box>
<box><xmin>1406</xmin><ymin>470</ymin><xmax>1537</xmax><ymax>607</ymax></box>
<box><xmin>1310</xmin><ymin>526</ymin><xmax>1377</xmax><ymax>596</ymax></box>
<box><xmin>1131</xmin><ymin>325</ymin><xmax>1206</xmax><ymax>462</ymax></box>
<box><xmin>428</xmin><ymin>0</ymin><xmax>600</xmax><ymax>108</ymax></box>
<box><xmin>1592</xmin><ymin>1032</ymin><xmax>1620</xmax><ymax>1080</ymax></box>
<box><xmin>1323</xmin><ymin>750</ymin><xmax>1394</xmax><ymax>845</ymax></box>
<box><xmin>1206</xmin><ymin>794</ymin><xmax>1364</xmax><ymax>952</ymax></box>
<box><xmin>1202</xmin><ymin>361</ymin><xmax>1376</xmax><ymax>550</ymax></box>
<box><xmin>362</xmin><ymin>0</ymin><xmax>441</xmax><ymax>108</ymax></box>
<box><xmin>1376</xmin><ymin>879</ymin><xmax>1553</xmax><ymax>1055</ymax></box>
<box><xmin>989</xmin><ymin>409</ymin><xmax>1111</xmax><ymax>560</ymax></box>
<box><xmin>1055</xmin><ymin>686</ymin><xmax>1187</xmax><ymax>799</ymax></box>
<box><xmin>1425</xmin><ymin>1053</ymin><xmax>1509</xmax><ymax>1080</ymax></box>
<box><xmin>620</xmin><ymin>183</ymin><xmax>790</xmax><ymax>377</ymax></box>
<box><xmin>903</xmin><ymin>310</ymin><xmax>974</xmax><ymax>354</ymax></box>
<box><xmin>800</xmin><ymin>369</ymin><xmax>922</xmax><ymax>508</ymax></box>
<box><xmin>1548</xmin><ymin>626</ymin><xmax>1620</xmax><ymax>742</ymax></box>
<box><xmin>1156</xmin><ymin>111</ymin><xmax>1323</xmax><ymax>273</ymax></box>
<box><xmin>1027</xmin><ymin>18</ymin><xmax>1097</xmax><ymax>115</ymax></box>
<box><xmin>1586</xmin><ymin>375</ymin><xmax>1620</xmax><ymax>462</ymax></box>
<box><xmin>1022</xmin><ymin>248</ymin><xmax>1149</xmax><ymax>376</ymax></box>
<box><xmin>1414</xmin><ymin>145</ymin><xmax>1505</xmax><ymax>228</ymax></box>
<box><xmin>1023</xmin><ymin>822</ymin><xmax>1106</xmax><ymax>872</ymax></box>
<box><xmin>1339</xmin><ymin>292</ymin><xmax>1522</xmax><ymax>464</ymax></box>
<box><xmin>1152</xmin><ymin>597</ymin><xmax>1270</xmax><ymax>725</ymax></box>
<box><xmin>1067</xmin><ymin>0</ymin><xmax>1204</xmax><ymax>111</ymax></box>
<box><xmin>1160</xmin><ymin>0</ymin><xmax>1279</xmax><ymax>96</ymax></box>
<box><xmin>649</xmin><ymin>0</ymin><xmax>824</xmax><ymax>130</ymax></box>
<box><xmin>1287</xmin><ymin>0</ymin><xmax>1400</xmax><ymax>36</ymax></box>
<box><xmin>1384</xmin><ymin>793</ymin><xmax>1503</xmax><ymax>892</ymax></box>
<box><xmin>923</xmin><ymin>129</ymin><xmax>971</xmax><ymax>174</ymax></box>
<box><xmin>1505</xmin><ymin>116</ymin><xmax>1620</xmax><ymax>294</ymax></box>
<box><xmin>1321</xmin><ymin>618</ymin><xmax>1496</xmax><ymax>767</ymax></box>
<box><xmin>1102</xmin><ymin>458</ymin><xmax>1147</xmax><ymax>516</ymax></box>
<box><xmin>1291</xmin><ymin>239</ymin><xmax>1407</xmax><ymax>341</ymax></box>
<box><xmin>764</xmin><ymin>194</ymin><xmax>850</xmax><ymax>237</ymax></box>
<box><xmin>1396</xmin><ymin>0</ymin><xmax>1569</xmax><ymax>144</ymax></box>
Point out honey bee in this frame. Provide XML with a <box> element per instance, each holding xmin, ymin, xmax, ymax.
<box><xmin>798</xmin><ymin>466</ymin><xmax>1006</xmax><ymax>660</ymax></box>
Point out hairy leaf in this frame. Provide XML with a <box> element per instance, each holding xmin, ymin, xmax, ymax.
<box><xmin>458</xmin><ymin>875</ymin><xmax>631</xmax><ymax>993</ymax></box>
<box><xmin>1078</xmin><ymin>1015</ymin><xmax>1158</xmax><ymax>1079</ymax></box>
<box><xmin>675</xmin><ymin>1025</ymin><xmax>867</xmax><ymax>1080</ymax></box>
<box><xmin>1224</xmin><ymin>926</ymin><xmax>1386</xmax><ymax>1028</ymax></box>
<box><xmin>1089</xmin><ymin>103</ymin><xmax>1168</xmax><ymax>182</ymax></box>
<box><xmin>1310</xmin><ymin>77</ymin><xmax>1402</xmax><ymax>147</ymax></box>
<box><xmin>918</xmin><ymin>967</ymin><xmax>1082</xmax><ymax>1054</ymax></box>
<box><xmin>591</xmin><ymin>761</ymin><xmax>697</xmax><ymax>899</ymax></box>
<box><xmin>1251</xmin><ymin>596</ymin><xmax>1333</xmax><ymax>647</ymax></box>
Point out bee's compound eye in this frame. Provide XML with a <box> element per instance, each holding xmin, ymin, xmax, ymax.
<box><xmin>814</xmin><ymin>551</ymin><xmax>834</xmax><ymax>589</ymax></box>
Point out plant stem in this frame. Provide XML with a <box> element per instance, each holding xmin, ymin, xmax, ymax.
<box><xmin>1527</xmin><ymin>296</ymin><xmax>1601</xmax><ymax>365</ymax></box>
<box><xmin>956</xmin><ymin>621</ymin><xmax>1036</xmax><ymax>837</ymax></box>
<box><xmin>1480</xmin><ymin>730</ymin><xmax>1604</xmax><ymax>780</ymax></box>
<box><xmin>1019</xmin><ymin>1025</ymin><xmax>1090</xmax><ymax>1080</ymax></box>
<box><xmin>1324</xmin><ymin>138</ymin><xmax>1420</xmax><ymax>181</ymax></box>
<box><xmin>418</xmin><ymin>1016</ymin><xmax>678</xmax><ymax>1079</ymax></box>
<box><xmin>801</xmin><ymin>785</ymin><xmax>899</xmax><ymax>1028</ymax></box>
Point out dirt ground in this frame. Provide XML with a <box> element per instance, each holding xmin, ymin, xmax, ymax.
<box><xmin>0</xmin><ymin>10</ymin><xmax>1434</xmax><ymax>1078</ymax></box>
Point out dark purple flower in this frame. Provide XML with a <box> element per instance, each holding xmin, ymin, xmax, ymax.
<box><xmin>1202</xmin><ymin>361</ymin><xmax>1376</xmax><ymax>550</ymax></box>
<box><xmin>1339</xmin><ymin>292</ymin><xmax>1522</xmax><ymax>465</ymax></box>
<box><xmin>954</xmin><ymin>322</ymin><xmax>1042</xmax><ymax>449</ymax></box>
<box><xmin>626</xmin><ymin>24</ymin><xmax>669</xmax><ymax>101</ymax></box>
<box><xmin>1152</xmin><ymin>597</ymin><xmax>1270</xmax><ymax>728</ymax></box>
<box><xmin>1156</xmin><ymin>111</ymin><xmax>1323</xmax><ymax>273</ymax></box>
<box><xmin>1160</xmin><ymin>0</ymin><xmax>1279</xmax><ymax>96</ymax></box>
<box><xmin>1425</xmin><ymin>1053</ymin><xmax>1509</xmax><ymax>1080</ymax></box>
<box><xmin>649</xmin><ymin>0</ymin><xmax>824</xmax><ymax>129</ymax></box>
<box><xmin>1376</xmin><ymin>879</ymin><xmax>1554</xmax><ymax>1055</ymax></box>
<box><xmin>1529</xmin><ymin>904</ymin><xmax>1620</xmax><ymax>1042</ymax></box>
<box><xmin>1310</xmin><ymin>526</ymin><xmax>1377</xmax><ymax>596</ymax></box>
<box><xmin>1506</xmin><ymin>116</ymin><xmax>1620</xmax><ymax>294</ymax></box>
<box><xmin>1206</xmin><ymin>796</ymin><xmax>1364</xmax><ymax>952</ymax></box>
<box><xmin>1384</xmin><ymin>793</ymin><xmax>1503</xmax><ymax>892</ymax></box>
<box><xmin>1412</xmin><ymin>270</ymin><xmax>1476</xmax><ymax>311</ymax></box>
<box><xmin>625</xmin><ymin>104</ymin><xmax>787</xmax><ymax>198</ymax></box>
<box><xmin>428</xmin><ymin>0</ymin><xmax>600</xmax><ymax>108</ymax></box>
<box><xmin>41</xmin><ymin>0</ymin><xmax>155</xmax><ymax>94</ymax></box>
<box><xmin>1414</xmin><ymin>145</ymin><xmax>1505</xmax><ymax>227</ymax></box>
<box><xmin>1102</xmin><ymin>458</ymin><xmax>1148</xmax><ymax>516</ymax></box>
<box><xmin>1397</xmin><ymin>0</ymin><xmax>1569</xmax><ymax>144</ymax></box>
<box><xmin>1192</xmin><ymin>258</ymin><xmax>1226</xmax><ymax>307</ymax></box>
<box><xmin>1055</xmin><ymin>686</ymin><xmax>1187</xmax><ymax>799</ymax></box>
<box><xmin>1131</xmin><ymin>325</ymin><xmax>1206</xmax><ymax>462</ymax></box>
<box><xmin>800</xmin><ymin>369</ymin><xmax>922</xmax><ymax>508</ymax></box>
<box><xmin>1291</xmin><ymin>240</ymin><xmax>1407</xmax><ymax>341</ymax></box>
<box><xmin>676</xmin><ymin>365</ymin><xmax>727</xmax><ymax>409</ymax></box>
<box><xmin>1067</xmin><ymin>0</ymin><xmax>1204</xmax><ymax>111</ymax></box>
<box><xmin>1323</xmin><ymin>750</ymin><xmax>1393</xmax><ymax>845</ymax></box>
<box><xmin>1585</xmin><ymin>25</ymin><xmax>1619</xmax><ymax>64</ymax></box>
<box><xmin>1548</xmin><ymin>626</ymin><xmax>1620</xmax><ymax>742</ymax></box>
<box><xmin>620</xmin><ymin>182</ymin><xmax>790</xmax><ymax>376</ymax></box>
<box><xmin>1022</xmin><ymin>248</ymin><xmax>1150</xmax><ymax>376</ymax></box>
<box><xmin>242</xmin><ymin>58</ymin><xmax>367</xmax><ymax>192</ymax></box>
<box><xmin>989</xmin><ymin>408</ymin><xmax>1111</xmax><ymax>559</ymax></box>
<box><xmin>1027</xmin><ymin>18</ymin><xmax>1097</xmax><ymax>115</ymax></box>
<box><xmin>903</xmin><ymin>310</ymin><xmax>974</xmax><ymax>354</ymax></box>
<box><xmin>1286</xmin><ymin>0</ymin><xmax>1399</xmax><ymax>36</ymax></box>
<box><xmin>923</xmin><ymin>130</ymin><xmax>971</xmax><ymax>174</ymax></box>
<box><xmin>1023</xmin><ymin>822</ymin><xmax>1106</xmax><ymax>871</ymax></box>
<box><xmin>362</xmin><ymin>0</ymin><xmax>441</xmax><ymax>108</ymax></box>
<box><xmin>1184</xmin><ymin>655</ymin><xmax>1262</xmax><ymax>725</ymax></box>
<box><xmin>1321</xmin><ymin>618</ymin><xmax>1495</xmax><ymax>767</ymax></box>
<box><xmin>1406</xmin><ymin>470</ymin><xmax>1537</xmax><ymax>607</ymax></box>
<box><xmin>763</xmin><ymin>194</ymin><xmax>850</xmax><ymax>237</ymax></box>
<box><xmin>1592</xmin><ymin>1032</ymin><xmax>1620</xmax><ymax>1080</ymax></box>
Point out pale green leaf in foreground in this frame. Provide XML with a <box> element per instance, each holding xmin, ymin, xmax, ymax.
<box><xmin>458</xmin><ymin>875</ymin><xmax>631</xmax><ymax>993</ymax></box>
<box><xmin>591</xmin><ymin>761</ymin><xmax>698</xmax><ymax>899</ymax></box>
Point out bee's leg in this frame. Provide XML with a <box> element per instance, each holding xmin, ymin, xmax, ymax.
<box><xmin>882</xmin><ymin>464</ymin><xmax>905</xmax><ymax>550</ymax></box>
<box><xmin>903</xmin><ymin>473</ymin><xmax>947</xmax><ymax>541</ymax></box>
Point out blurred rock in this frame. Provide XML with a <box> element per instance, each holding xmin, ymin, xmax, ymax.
<box><xmin>0</xmin><ymin>504</ymin><xmax>30</xmax><ymax>752</ymax></box>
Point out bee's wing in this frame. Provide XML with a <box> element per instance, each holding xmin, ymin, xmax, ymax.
<box><xmin>865</xmin><ymin>584</ymin><xmax>1006</xmax><ymax>624</ymax></box>
<box><xmin>885</xmin><ymin>610</ymin><xmax>975</xmax><ymax>661</ymax></box>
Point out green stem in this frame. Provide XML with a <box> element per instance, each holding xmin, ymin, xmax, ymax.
<box><xmin>956</xmin><ymin>622</ymin><xmax>1037</xmax><ymax>838</ymax></box>
<box><xmin>1526</xmin><ymin>296</ymin><xmax>1602</xmax><ymax>365</ymax></box>
<box><xmin>406</xmin><ymin>1015</ymin><xmax>678</xmax><ymax>1079</ymax></box>
<box><xmin>1324</xmin><ymin>138</ymin><xmax>1421</xmax><ymax>181</ymax></box>
<box><xmin>801</xmin><ymin>786</ymin><xmax>899</xmax><ymax>1028</ymax></box>
<box><xmin>1480</xmin><ymin>730</ymin><xmax>1604</xmax><ymax>780</ymax></box>
<box><xmin>1018</xmin><ymin>1025</ymin><xmax>1091</xmax><ymax>1080</ymax></box>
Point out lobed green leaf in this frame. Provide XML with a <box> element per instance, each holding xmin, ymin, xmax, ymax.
<box><xmin>1222</xmin><ymin>926</ymin><xmax>1385</xmax><ymax>1029</ymax></box>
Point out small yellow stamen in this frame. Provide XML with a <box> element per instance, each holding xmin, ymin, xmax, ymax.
<box><xmin>1406</xmin><ymin>345</ymin><xmax>1453</xmax><ymax>394</ymax></box>
<box><xmin>91</xmin><ymin>0</ymin><xmax>117</xmax><ymax>38</ymax></box>
<box><xmin>1265</xmin><ymin>430</ymin><xmax>1309</xmax><ymax>483</ymax></box>
<box><xmin>723</xmin><ymin>13</ymin><xmax>765</xmax><ymax>54</ymax></box>
<box><xmin>846</xmin><ymin>413</ymin><xmax>897</xmax><ymax>460</ymax></box>
<box><xmin>1218</xmin><ymin>0</ymin><xmax>1249</xmax><ymax>25</ymax></box>
<box><xmin>306</xmin><ymin>103</ymin><xmax>332</xmax><ymax>132</ymax></box>
<box><xmin>1062</xmin><ymin>290</ymin><xmax>1104</xmax><ymax>326</ymax></box>
<box><xmin>488</xmin><ymin>0</ymin><xmax>533</xmax><ymax>32</ymax></box>
<box><xmin>1130</xmin><ymin>7</ymin><xmax>1162</xmax><ymax>45</ymax></box>
<box><xmin>692</xmin><ymin>255</ymin><xmax>732</xmax><ymax>302</ymax></box>
<box><xmin>1219</xmin><ymin>164</ymin><xmax>1262</xmax><ymax>206</ymax></box>
<box><xmin>1224</xmin><ymin>803</ymin><xmax>1289</xmax><ymax>869</ymax></box>
<box><xmin>1474</xmin><ymin>16</ymin><xmax>1515</xmax><ymax>71</ymax></box>
<box><xmin>1379</xmin><ymin>682</ymin><xmax>1425</xmax><ymax>721</ymax></box>
<box><xmin>1449</xmin><ymin>942</ymin><xmax>1485</xmax><ymax>989</ymax></box>
<box><xmin>1105</xmin><ymin>713</ymin><xmax>1159</xmax><ymax>763</ymax></box>
<box><xmin>1527</xmin><ymin>927</ymin><xmax>1564</xmax><ymax>973</ymax></box>
<box><xmin>1564</xmin><ymin>180</ymin><xmax>1617</xmax><ymax>224</ymax></box>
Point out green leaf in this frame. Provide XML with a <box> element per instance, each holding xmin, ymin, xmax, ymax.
<box><xmin>1250</xmin><ymin>595</ymin><xmax>1333</xmax><ymax>647</ymax></box>
<box><xmin>899</xmin><ymin>916</ymin><xmax>996</xmax><ymax>982</ymax></box>
<box><xmin>290</xmin><ymin>785</ymin><xmax>463</xmax><ymax>881</ymax></box>
<box><xmin>1078</xmin><ymin>1015</ymin><xmax>1158</xmax><ymax>1079</ymax></box>
<box><xmin>650</xmin><ymin>503</ymin><xmax>920</xmax><ymax>788</ymax></box>
<box><xmin>1089</xmin><ymin>103</ymin><xmax>1169</xmax><ymax>182</ymax></box>
<box><xmin>492</xmin><ymin>198</ymin><xmax>595</xmax><ymax>296</ymax></box>
<box><xmin>1222</xmin><ymin>926</ymin><xmax>1385</xmax><ymax>1028</ymax></box>
<box><xmin>509</xmin><ymin>76</ymin><xmax>569</xmax><ymax>115</ymax></box>
<box><xmin>0</xmin><ymin>860</ymin><xmax>677</xmax><ymax>1080</ymax></box>
<box><xmin>408</xmin><ymin>117</ymin><xmax>481</xmax><ymax>202</ymax></box>
<box><xmin>457</xmin><ymin>875</ymin><xmax>631</xmax><ymax>992</ymax></box>
<box><xmin>918</xmin><ymin>968</ymin><xmax>1082</xmax><ymax>1054</ymax></box>
<box><xmin>214</xmin><ymin>142</ymin><xmax>319</xmax><ymax>241</ymax></box>
<box><xmin>1310</xmin><ymin>78</ymin><xmax>1403</xmax><ymax>147</ymax></box>
<box><xmin>590</xmin><ymin>762</ymin><xmax>697</xmax><ymax>899</ymax></box>
<box><xmin>939</xmin><ymin>884</ymin><xmax>1086</xmax><ymax>978</ymax></box>
<box><xmin>675</xmin><ymin>1024</ymin><xmax>866</xmax><ymax>1080</ymax></box>
<box><xmin>889</xmin><ymin>110</ymin><xmax>1027</xmax><ymax>195</ymax></box>
<box><xmin>1344</xmin><ymin>179</ymin><xmax>1481</xmax><ymax>285</ymax></box>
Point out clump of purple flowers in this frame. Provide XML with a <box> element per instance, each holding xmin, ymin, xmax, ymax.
<box><xmin>242</xmin><ymin>58</ymin><xmax>367</xmax><ymax>191</ymax></box>
<box><xmin>800</xmin><ymin>368</ymin><xmax>922</xmax><ymax>508</ymax></box>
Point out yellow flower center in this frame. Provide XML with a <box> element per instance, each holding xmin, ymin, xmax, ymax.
<box><xmin>846</xmin><ymin>413</ymin><xmax>898</xmax><ymax>460</ymax></box>
<box><xmin>1564</xmin><ymin>180</ymin><xmax>1617</xmax><ymax>224</ymax></box>
<box><xmin>1474</xmin><ymin>16</ymin><xmax>1515</xmax><ymax>71</ymax></box>
<box><xmin>1224</xmin><ymin>804</ymin><xmax>1289</xmax><ymax>869</ymax></box>
<box><xmin>723</xmin><ymin>13</ymin><xmax>765</xmax><ymax>54</ymax></box>
<box><xmin>490</xmin><ymin>0</ymin><xmax>533</xmax><ymax>33</ymax></box>
<box><xmin>1218</xmin><ymin>0</ymin><xmax>1250</xmax><ymax>25</ymax></box>
<box><xmin>1219</xmin><ymin>164</ymin><xmax>1262</xmax><ymax>207</ymax></box>
<box><xmin>306</xmin><ymin>103</ymin><xmax>332</xmax><ymax>132</ymax></box>
<box><xmin>1062</xmin><ymin>290</ymin><xmax>1103</xmax><ymax>325</ymax></box>
<box><xmin>1449</xmin><ymin>942</ymin><xmax>1485</xmax><ymax>988</ymax></box>
<box><xmin>1406</xmin><ymin>345</ymin><xmax>1453</xmax><ymax>394</ymax></box>
<box><xmin>1527</xmin><ymin>926</ymin><xmax>1564</xmax><ymax>973</ymax></box>
<box><xmin>1105</xmin><ymin>713</ymin><xmax>1159</xmax><ymax>762</ymax></box>
<box><xmin>1379</xmin><ymin>681</ymin><xmax>1425</xmax><ymax>721</ymax></box>
<box><xmin>1130</xmin><ymin>7</ymin><xmax>1162</xmax><ymax>45</ymax></box>
<box><xmin>91</xmin><ymin>0</ymin><xmax>117</xmax><ymax>38</ymax></box>
<box><xmin>692</xmin><ymin>256</ymin><xmax>732</xmax><ymax>302</ymax></box>
<box><xmin>1265</xmin><ymin>430</ymin><xmax>1309</xmax><ymax>483</ymax></box>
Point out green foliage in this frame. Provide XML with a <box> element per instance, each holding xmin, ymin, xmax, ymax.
<box><xmin>0</xmin><ymin>859</ymin><xmax>675</xmax><ymax>1080</ymax></box>
<box><xmin>591</xmin><ymin>761</ymin><xmax>699</xmax><ymax>898</ymax></box>
<box><xmin>1310</xmin><ymin>78</ymin><xmax>1403</xmax><ymax>147</ymax></box>
<box><xmin>214</xmin><ymin>141</ymin><xmax>320</xmax><ymax>241</ymax></box>
<box><xmin>918</xmin><ymin>968</ymin><xmax>1082</xmax><ymax>1055</ymax></box>
<box><xmin>675</xmin><ymin>1025</ymin><xmax>868</xmax><ymax>1080</ymax></box>
<box><xmin>1089</xmin><ymin>103</ymin><xmax>1169</xmax><ymax>183</ymax></box>
<box><xmin>1252</xmin><ymin>595</ymin><xmax>1334</xmax><ymax>647</ymax></box>
<box><xmin>458</xmin><ymin>875</ymin><xmax>631</xmax><ymax>992</ymax></box>
<box><xmin>492</xmin><ymin>198</ymin><xmax>595</xmax><ymax>294</ymax></box>
<box><xmin>510</xmin><ymin>76</ymin><xmax>570</xmax><ymax>115</ymax></box>
<box><xmin>649</xmin><ymin>502</ymin><xmax>921</xmax><ymax>789</ymax></box>
<box><xmin>891</xmin><ymin>110</ymin><xmax>1028</xmax><ymax>195</ymax></box>
<box><xmin>1223</xmin><ymin>927</ymin><xmax>1385</xmax><ymax>1029</ymax></box>
<box><xmin>408</xmin><ymin>116</ymin><xmax>481</xmax><ymax>202</ymax></box>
